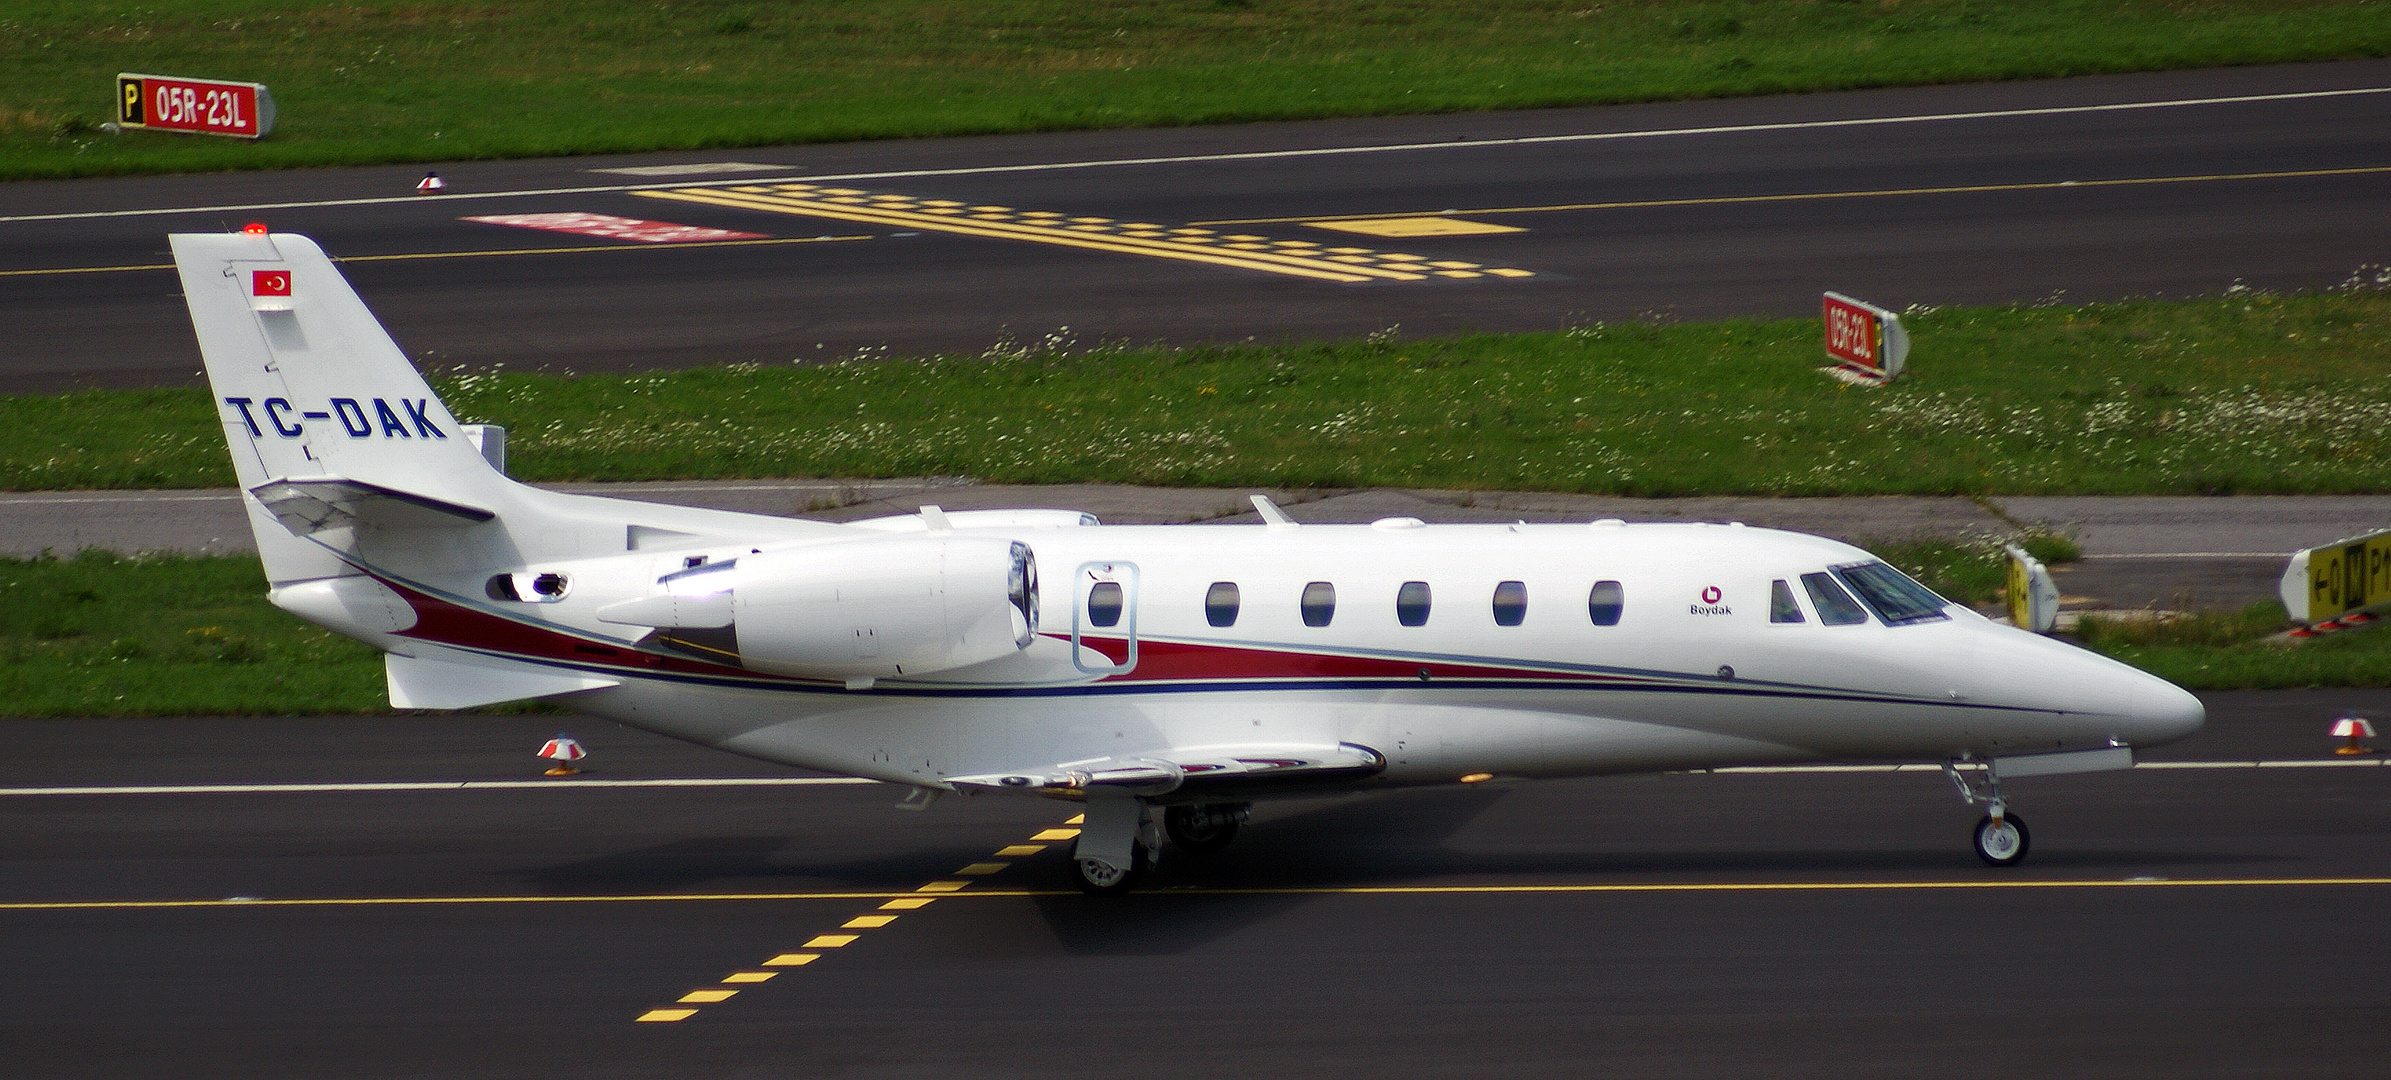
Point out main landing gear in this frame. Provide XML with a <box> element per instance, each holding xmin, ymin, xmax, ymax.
<box><xmin>1944</xmin><ymin>759</ymin><xmax>2031</xmax><ymax>867</ymax></box>
<box><xmin>1070</xmin><ymin>798</ymin><xmax>1253</xmax><ymax>895</ymax></box>
<box><xmin>1163</xmin><ymin>803</ymin><xmax>1248</xmax><ymax>854</ymax></box>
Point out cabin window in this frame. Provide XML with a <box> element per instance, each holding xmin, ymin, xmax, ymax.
<box><xmin>1396</xmin><ymin>581</ymin><xmax>1432</xmax><ymax>627</ymax></box>
<box><xmin>1832</xmin><ymin>562</ymin><xmax>1951</xmax><ymax>625</ymax></box>
<box><xmin>1087</xmin><ymin>581</ymin><xmax>1124</xmax><ymax>628</ymax></box>
<box><xmin>1769</xmin><ymin>579</ymin><xmax>1806</xmax><ymax>623</ymax></box>
<box><xmin>1587</xmin><ymin>580</ymin><xmax>1624</xmax><ymax>626</ymax></box>
<box><xmin>1205</xmin><ymin>582</ymin><xmax>1241</xmax><ymax>627</ymax></box>
<box><xmin>1301</xmin><ymin>581</ymin><xmax>1337</xmax><ymax>627</ymax></box>
<box><xmin>1801</xmin><ymin>572</ymin><xmax>1869</xmax><ymax>625</ymax></box>
<box><xmin>1492</xmin><ymin>581</ymin><xmax>1528</xmax><ymax>626</ymax></box>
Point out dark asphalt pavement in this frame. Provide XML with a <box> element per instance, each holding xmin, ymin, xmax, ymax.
<box><xmin>6</xmin><ymin>59</ymin><xmax>2390</xmax><ymax>392</ymax></box>
<box><xmin>2</xmin><ymin>694</ymin><xmax>2384</xmax><ymax>1078</ymax></box>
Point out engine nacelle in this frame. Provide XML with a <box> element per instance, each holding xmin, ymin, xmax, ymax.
<box><xmin>707</xmin><ymin>535</ymin><xmax>1037</xmax><ymax>679</ymax></box>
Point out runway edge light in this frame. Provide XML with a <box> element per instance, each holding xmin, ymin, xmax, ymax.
<box><xmin>416</xmin><ymin>171</ymin><xmax>445</xmax><ymax>194</ymax></box>
<box><xmin>2329</xmin><ymin>713</ymin><xmax>2378</xmax><ymax>756</ymax></box>
<box><xmin>539</xmin><ymin>735</ymin><xmax>587</xmax><ymax>775</ymax></box>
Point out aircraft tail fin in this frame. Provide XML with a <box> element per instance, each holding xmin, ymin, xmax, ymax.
<box><xmin>173</xmin><ymin>232</ymin><xmax>510</xmax><ymax>581</ymax></box>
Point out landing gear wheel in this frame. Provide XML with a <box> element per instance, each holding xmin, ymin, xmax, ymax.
<box><xmin>1164</xmin><ymin>805</ymin><xmax>1241</xmax><ymax>854</ymax></box>
<box><xmin>1071</xmin><ymin>840</ymin><xmax>1150</xmax><ymax>896</ymax></box>
<box><xmin>1973</xmin><ymin>812</ymin><xmax>2030</xmax><ymax>867</ymax></box>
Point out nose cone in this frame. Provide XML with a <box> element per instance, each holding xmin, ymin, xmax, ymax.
<box><xmin>2131</xmin><ymin>674</ymin><xmax>2206</xmax><ymax>747</ymax></box>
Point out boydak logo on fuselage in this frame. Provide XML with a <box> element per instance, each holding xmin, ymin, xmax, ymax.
<box><xmin>1691</xmin><ymin>585</ymin><xmax>1731</xmax><ymax>616</ymax></box>
<box><xmin>222</xmin><ymin>396</ymin><xmax>446</xmax><ymax>440</ymax></box>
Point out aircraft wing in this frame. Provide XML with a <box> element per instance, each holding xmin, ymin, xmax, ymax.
<box><xmin>250</xmin><ymin>476</ymin><xmax>496</xmax><ymax>536</ymax></box>
<box><xmin>947</xmin><ymin>742</ymin><xmax>1386</xmax><ymax>797</ymax></box>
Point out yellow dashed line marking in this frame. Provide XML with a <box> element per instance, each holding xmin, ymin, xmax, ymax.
<box><xmin>630</xmin><ymin>814</ymin><xmax>1085</xmax><ymax>1022</ymax></box>
<box><xmin>1031</xmin><ymin>828</ymin><xmax>1081</xmax><ymax>841</ymax></box>
<box><xmin>637</xmin><ymin>183</ymin><xmax>1535</xmax><ymax>283</ymax></box>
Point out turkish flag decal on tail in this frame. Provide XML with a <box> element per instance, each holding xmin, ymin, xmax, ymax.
<box><xmin>252</xmin><ymin>269</ymin><xmax>291</xmax><ymax>296</ymax></box>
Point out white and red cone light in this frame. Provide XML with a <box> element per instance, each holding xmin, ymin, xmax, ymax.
<box><xmin>2330</xmin><ymin>713</ymin><xmax>2378</xmax><ymax>756</ymax></box>
<box><xmin>539</xmin><ymin>735</ymin><xmax>587</xmax><ymax>775</ymax></box>
<box><xmin>416</xmin><ymin>171</ymin><xmax>445</xmax><ymax>194</ymax></box>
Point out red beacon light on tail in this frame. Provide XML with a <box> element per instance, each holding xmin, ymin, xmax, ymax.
<box><xmin>242</xmin><ymin>222</ymin><xmax>267</xmax><ymax>235</ymax></box>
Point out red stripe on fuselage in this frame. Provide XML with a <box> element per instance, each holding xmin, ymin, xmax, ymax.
<box><xmin>1070</xmin><ymin>635</ymin><xmax>1621</xmax><ymax>685</ymax></box>
<box><xmin>380</xmin><ymin>577</ymin><xmax>780</xmax><ymax>682</ymax></box>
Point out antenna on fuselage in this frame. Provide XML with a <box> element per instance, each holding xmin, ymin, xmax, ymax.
<box><xmin>1250</xmin><ymin>494</ymin><xmax>1299</xmax><ymax>531</ymax></box>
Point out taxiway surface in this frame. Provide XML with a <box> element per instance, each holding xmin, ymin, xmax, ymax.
<box><xmin>5</xmin><ymin>60</ymin><xmax>2390</xmax><ymax>391</ymax></box>
<box><xmin>2</xmin><ymin>694</ymin><xmax>2385</xmax><ymax>1078</ymax></box>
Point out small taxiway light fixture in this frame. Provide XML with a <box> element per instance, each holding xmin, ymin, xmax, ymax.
<box><xmin>416</xmin><ymin>171</ymin><xmax>445</xmax><ymax>194</ymax></box>
<box><xmin>241</xmin><ymin>222</ymin><xmax>268</xmax><ymax>235</ymax></box>
<box><xmin>2330</xmin><ymin>713</ymin><xmax>2378</xmax><ymax>756</ymax></box>
<box><xmin>539</xmin><ymin>735</ymin><xmax>587</xmax><ymax>775</ymax></box>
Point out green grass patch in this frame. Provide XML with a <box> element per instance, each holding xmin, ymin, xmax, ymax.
<box><xmin>2073</xmin><ymin>602</ymin><xmax>2391</xmax><ymax>688</ymax></box>
<box><xmin>11</xmin><ymin>289</ymin><xmax>2391</xmax><ymax>495</ymax></box>
<box><xmin>6</xmin><ymin>1</ymin><xmax>2391</xmax><ymax>180</ymax></box>
<box><xmin>0</xmin><ymin>550</ymin><xmax>385</xmax><ymax>716</ymax></box>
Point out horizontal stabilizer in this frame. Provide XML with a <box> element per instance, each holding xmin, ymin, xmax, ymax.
<box><xmin>386</xmin><ymin>648</ymin><xmax>620</xmax><ymax>710</ymax></box>
<box><xmin>252</xmin><ymin>476</ymin><xmax>495</xmax><ymax>536</ymax></box>
<box><xmin>948</xmin><ymin>742</ymin><xmax>1385</xmax><ymax>797</ymax></box>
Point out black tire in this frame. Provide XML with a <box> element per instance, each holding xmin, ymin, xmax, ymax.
<box><xmin>1164</xmin><ymin>804</ymin><xmax>1241</xmax><ymax>854</ymax></box>
<box><xmin>1070</xmin><ymin>839</ymin><xmax>1149</xmax><ymax>896</ymax></box>
<box><xmin>1973</xmin><ymin>812</ymin><xmax>2030</xmax><ymax>867</ymax></box>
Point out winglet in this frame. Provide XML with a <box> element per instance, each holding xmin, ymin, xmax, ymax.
<box><xmin>1250</xmin><ymin>494</ymin><xmax>1298</xmax><ymax>530</ymax></box>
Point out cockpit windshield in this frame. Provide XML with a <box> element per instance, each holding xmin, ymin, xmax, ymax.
<box><xmin>1829</xmin><ymin>561</ymin><xmax>1951</xmax><ymax>625</ymax></box>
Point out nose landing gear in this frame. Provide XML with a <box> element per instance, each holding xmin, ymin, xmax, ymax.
<box><xmin>1945</xmin><ymin>759</ymin><xmax>2031</xmax><ymax>867</ymax></box>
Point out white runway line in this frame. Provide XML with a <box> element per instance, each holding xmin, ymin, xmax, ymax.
<box><xmin>4</xmin><ymin>86</ymin><xmax>2386</xmax><ymax>225</ymax></box>
<box><xmin>2</xmin><ymin>761</ymin><xmax>2377</xmax><ymax>796</ymax></box>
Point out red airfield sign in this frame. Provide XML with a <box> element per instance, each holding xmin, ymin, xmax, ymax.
<box><xmin>1821</xmin><ymin>292</ymin><xmax>1908</xmax><ymax>381</ymax></box>
<box><xmin>117</xmin><ymin>73</ymin><xmax>275</xmax><ymax>139</ymax></box>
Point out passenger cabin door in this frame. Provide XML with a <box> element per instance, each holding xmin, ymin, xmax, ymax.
<box><xmin>1072</xmin><ymin>561</ymin><xmax>1139</xmax><ymax>675</ymax></box>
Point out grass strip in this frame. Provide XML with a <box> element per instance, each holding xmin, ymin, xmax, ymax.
<box><xmin>2</xmin><ymin>548</ymin><xmax>2376</xmax><ymax>718</ymax></box>
<box><xmin>6</xmin><ymin>1</ymin><xmax>2391</xmax><ymax>181</ymax></box>
<box><xmin>11</xmin><ymin>288</ymin><xmax>2391</xmax><ymax>495</ymax></box>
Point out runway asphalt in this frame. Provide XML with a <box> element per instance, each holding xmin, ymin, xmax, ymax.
<box><xmin>5</xmin><ymin>59</ymin><xmax>2390</xmax><ymax>392</ymax></box>
<box><xmin>1</xmin><ymin>694</ymin><xmax>2383</xmax><ymax>1078</ymax></box>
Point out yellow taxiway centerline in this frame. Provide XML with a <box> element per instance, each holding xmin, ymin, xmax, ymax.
<box><xmin>1189</xmin><ymin>163</ymin><xmax>2391</xmax><ymax>226</ymax></box>
<box><xmin>0</xmin><ymin>234</ymin><xmax>874</xmax><ymax>278</ymax></box>
<box><xmin>11</xmin><ymin>876</ymin><xmax>2387</xmax><ymax>912</ymax></box>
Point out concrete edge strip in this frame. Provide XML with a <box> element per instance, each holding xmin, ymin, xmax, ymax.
<box><xmin>2</xmin><ymin>760</ymin><xmax>2377</xmax><ymax>796</ymax></box>
<box><xmin>5</xmin><ymin>86</ymin><xmax>2385</xmax><ymax>224</ymax></box>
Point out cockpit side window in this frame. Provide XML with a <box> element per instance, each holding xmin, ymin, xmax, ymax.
<box><xmin>1801</xmin><ymin>572</ymin><xmax>1870</xmax><ymax>625</ymax></box>
<box><xmin>1769</xmin><ymin>580</ymin><xmax>1806</xmax><ymax>623</ymax></box>
<box><xmin>1831</xmin><ymin>561</ymin><xmax>1951</xmax><ymax>625</ymax></box>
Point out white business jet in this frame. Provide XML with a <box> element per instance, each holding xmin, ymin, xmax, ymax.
<box><xmin>174</xmin><ymin>232</ymin><xmax>2203</xmax><ymax>893</ymax></box>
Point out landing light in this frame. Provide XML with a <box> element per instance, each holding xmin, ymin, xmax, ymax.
<box><xmin>1458</xmin><ymin>772</ymin><xmax>1494</xmax><ymax>784</ymax></box>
